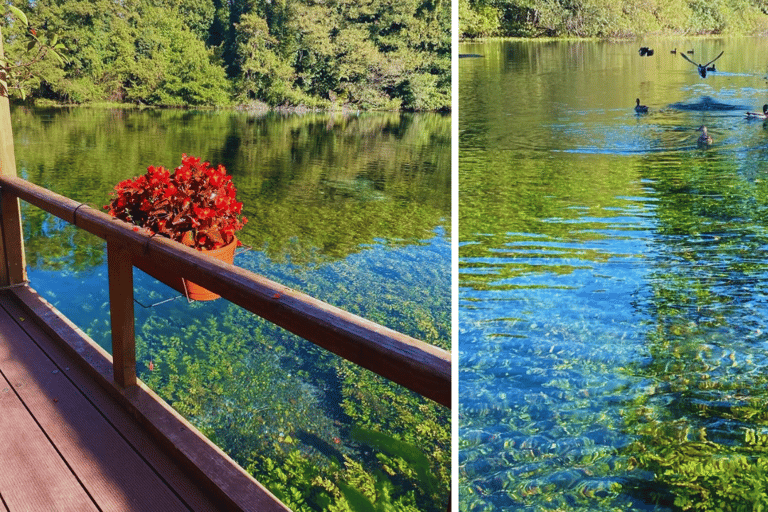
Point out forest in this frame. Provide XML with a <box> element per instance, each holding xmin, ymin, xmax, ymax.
<box><xmin>1</xmin><ymin>0</ymin><xmax>450</xmax><ymax>110</ymax></box>
<box><xmin>460</xmin><ymin>0</ymin><xmax>768</xmax><ymax>39</ymax></box>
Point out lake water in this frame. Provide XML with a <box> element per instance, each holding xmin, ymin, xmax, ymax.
<box><xmin>460</xmin><ymin>37</ymin><xmax>768</xmax><ymax>510</ymax></box>
<box><xmin>10</xmin><ymin>107</ymin><xmax>451</xmax><ymax>510</ymax></box>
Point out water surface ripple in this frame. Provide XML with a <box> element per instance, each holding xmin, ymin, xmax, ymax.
<box><xmin>461</xmin><ymin>37</ymin><xmax>768</xmax><ymax>511</ymax></box>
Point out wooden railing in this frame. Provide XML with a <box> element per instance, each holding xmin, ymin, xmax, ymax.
<box><xmin>0</xmin><ymin>176</ymin><xmax>451</xmax><ymax>408</ymax></box>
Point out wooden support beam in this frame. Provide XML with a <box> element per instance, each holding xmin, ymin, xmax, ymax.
<box><xmin>0</xmin><ymin>188</ymin><xmax>25</xmax><ymax>285</ymax></box>
<box><xmin>0</xmin><ymin>28</ymin><xmax>16</xmax><ymax>179</ymax></box>
<box><xmin>107</xmin><ymin>238</ymin><xmax>136</xmax><ymax>387</ymax></box>
<box><xmin>0</xmin><ymin>27</ymin><xmax>26</xmax><ymax>287</ymax></box>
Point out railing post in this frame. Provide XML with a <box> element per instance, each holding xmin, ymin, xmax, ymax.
<box><xmin>107</xmin><ymin>237</ymin><xmax>136</xmax><ymax>387</ymax></box>
<box><xmin>0</xmin><ymin>28</ymin><xmax>15</xmax><ymax>178</ymax></box>
<box><xmin>0</xmin><ymin>27</ymin><xmax>27</xmax><ymax>287</ymax></box>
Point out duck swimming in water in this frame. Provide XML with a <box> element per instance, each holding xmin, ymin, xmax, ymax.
<box><xmin>697</xmin><ymin>125</ymin><xmax>713</xmax><ymax>146</ymax></box>
<box><xmin>681</xmin><ymin>51</ymin><xmax>724</xmax><ymax>78</ymax></box>
<box><xmin>639</xmin><ymin>47</ymin><xmax>654</xmax><ymax>56</ymax></box>
<box><xmin>635</xmin><ymin>98</ymin><xmax>649</xmax><ymax>113</ymax></box>
<box><xmin>745</xmin><ymin>104</ymin><xmax>768</xmax><ymax>118</ymax></box>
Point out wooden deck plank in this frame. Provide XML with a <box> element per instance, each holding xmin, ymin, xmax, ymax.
<box><xmin>0</xmin><ymin>299</ymin><xmax>195</xmax><ymax>511</ymax></box>
<box><xmin>0</xmin><ymin>292</ymin><xmax>222</xmax><ymax>511</ymax></box>
<box><xmin>7</xmin><ymin>285</ymin><xmax>290</xmax><ymax>511</ymax></box>
<box><xmin>0</xmin><ymin>369</ymin><xmax>98</xmax><ymax>511</ymax></box>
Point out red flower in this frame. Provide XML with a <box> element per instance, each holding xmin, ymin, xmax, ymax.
<box><xmin>193</xmin><ymin>206</ymin><xmax>213</xmax><ymax>219</ymax></box>
<box><xmin>163</xmin><ymin>183</ymin><xmax>177</xmax><ymax>198</ymax></box>
<box><xmin>105</xmin><ymin>154</ymin><xmax>247</xmax><ymax>250</ymax></box>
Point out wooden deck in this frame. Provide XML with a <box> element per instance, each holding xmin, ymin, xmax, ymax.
<box><xmin>0</xmin><ymin>285</ymin><xmax>288</xmax><ymax>511</ymax></box>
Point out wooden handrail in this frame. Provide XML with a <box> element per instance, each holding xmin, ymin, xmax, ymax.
<box><xmin>0</xmin><ymin>175</ymin><xmax>451</xmax><ymax>408</ymax></box>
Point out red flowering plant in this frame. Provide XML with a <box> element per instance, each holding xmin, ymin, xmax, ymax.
<box><xmin>105</xmin><ymin>154</ymin><xmax>247</xmax><ymax>251</ymax></box>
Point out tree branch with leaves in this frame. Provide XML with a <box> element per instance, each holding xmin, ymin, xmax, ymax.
<box><xmin>1</xmin><ymin>3</ymin><xmax>67</xmax><ymax>99</ymax></box>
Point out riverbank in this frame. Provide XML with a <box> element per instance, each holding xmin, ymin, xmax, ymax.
<box><xmin>25</xmin><ymin>98</ymin><xmax>450</xmax><ymax>114</ymax></box>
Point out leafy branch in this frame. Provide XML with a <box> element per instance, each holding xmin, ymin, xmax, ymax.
<box><xmin>1</xmin><ymin>4</ymin><xmax>67</xmax><ymax>99</ymax></box>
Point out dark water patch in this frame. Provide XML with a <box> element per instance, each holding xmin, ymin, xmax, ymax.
<box><xmin>295</xmin><ymin>430</ymin><xmax>347</xmax><ymax>463</ymax></box>
<box><xmin>669</xmin><ymin>95</ymin><xmax>750</xmax><ymax>111</ymax></box>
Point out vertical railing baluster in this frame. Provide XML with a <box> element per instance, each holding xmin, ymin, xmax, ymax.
<box><xmin>0</xmin><ymin>190</ymin><xmax>26</xmax><ymax>285</ymax></box>
<box><xmin>107</xmin><ymin>238</ymin><xmax>136</xmax><ymax>387</ymax></box>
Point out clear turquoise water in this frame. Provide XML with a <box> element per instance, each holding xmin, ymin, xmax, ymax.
<box><xmin>460</xmin><ymin>37</ymin><xmax>768</xmax><ymax>510</ymax></box>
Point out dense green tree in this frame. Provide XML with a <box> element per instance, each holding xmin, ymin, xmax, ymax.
<box><xmin>234</xmin><ymin>12</ymin><xmax>308</xmax><ymax>105</ymax></box>
<box><xmin>2</xmin><ymin>0</ymin><xmax>450</xmax><ymax>110</ymax></box>
<box><xmin>460</xmin><ymin>0</ymin><xmax>768</xmax><ymax>38</ymax></box>
<box><xmin>156</xmin><ymin>0</ymin><xmax>216</xmax><ymax>39</ymax></box>
<box><xmin>130</xmin><ymin>4</ymin><xmax>231</xmax><ymax>106</ymax></box>
<box><xmin>2</xmin><ymin>0</ymin><xmax>230</xmax><ymax>105</ymax></box>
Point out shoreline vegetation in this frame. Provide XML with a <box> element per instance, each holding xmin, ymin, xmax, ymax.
<box><xmin>2</xmin><ymin>0</ymin><xmax>450</xmax><ymax>112</ymax></box>
<box><xmin>27</xmin><ymin>97</ymin><xmax>397</xmax><ymax>115</ymax></box>
<box><xmin>459</xmin><ymin>0</ymin><xmax>768</xmax><ymax>40</ymax></box>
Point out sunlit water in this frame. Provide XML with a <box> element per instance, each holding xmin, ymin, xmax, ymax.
<box><xmin>11</xmin><ymin>107</ymin><xmax>451</xmax><ymax>510</ymax></box>
<box><xmin>460</xmin><ymin>37</ymin><xmax>768</xmax><ymax>510</ymax></box>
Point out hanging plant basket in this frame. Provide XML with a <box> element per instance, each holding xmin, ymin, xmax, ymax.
<box><xmin>134</xmin><ymin>237</ymin><xmax>238</xmax><ymax>301</ymax></box>
<box><xmin>105</xmin><ymin>154</ymin><xmax>248</xmax><ymax>301</ymax></box>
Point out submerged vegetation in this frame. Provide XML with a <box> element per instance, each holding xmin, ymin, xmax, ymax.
<box><xmin>135</xmin><ymin>300</ymin><xmax>449</xmax><ymax>511</ymax></box>
<box><xmin>459</xmin><ymin>35</ymin><xmax>768</xmax><ymax>510</ymax></box>
<box><xmin>460</xmin><ymin>0</ymin><xmax>768</xmax><ymax>39</ymax></box>
<box><xmin>2</xmin><ymin>0</ymin><xmax>449</xmax><ymax>110</ymax></box>
<box><xmin>459</xmin><ymin>155</ymin><xmax>768</xmax><ymax>510</ymax></box>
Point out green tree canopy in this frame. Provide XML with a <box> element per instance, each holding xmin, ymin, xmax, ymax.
<box><xmin>460</xmin><ymin>0</ymin><xmax>768</xmax><ymax>38</ymax></box>
<box><xmin>2</xmin><ymin>0</ymin><xmax>449</xmax><ymax>110</ymax></box>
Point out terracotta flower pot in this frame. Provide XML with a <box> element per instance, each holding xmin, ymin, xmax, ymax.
<box><xmin>135</xmin><ymin>237</ymin><xmax>237</xmax><ymax>301</ymax></box>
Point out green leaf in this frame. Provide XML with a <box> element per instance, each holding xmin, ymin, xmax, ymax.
<box><xmin>7</xmin><ymin>4</ymin><xmax>28</xmax><ymax>26</ymax></box>
<box><xmin>52</xmin><ymin>51</ymin><xmax>65</xmax><ymax>66</ymax></box>
<box><xmin>26</xmin><ymin>40</ymin><xmax>35</xmax><ymax>52</ymax></box>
